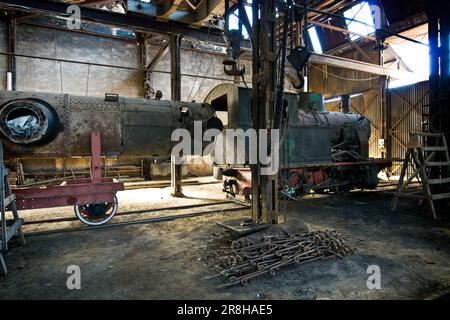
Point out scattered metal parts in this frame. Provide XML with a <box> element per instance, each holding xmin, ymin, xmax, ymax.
<box><xmin>203</xmin><ymin>230</ymin><xmax>357</xmax><ymax>288</ymax></box>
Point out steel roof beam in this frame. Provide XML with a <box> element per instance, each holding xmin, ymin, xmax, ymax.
<box><xmin>0</xmin><ymin>0</ymin><xmax>227</xmax><ymax>45</ymax></box>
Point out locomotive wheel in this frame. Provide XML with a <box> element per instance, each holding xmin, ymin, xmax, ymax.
<box><xmin>74</xmin><ymin>196</ymin><xmax>118</xmax><ymax>226</ymax></box>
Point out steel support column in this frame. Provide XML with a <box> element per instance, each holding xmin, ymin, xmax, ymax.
<box><xmin>170</xmin><ymin>34</ymin><xmax>184</xmax><ymax>198</ymax></box>
<box><xmin>428</xmin><ymin>1</ymin><xmax>450</xmax><ymax>136</ymax></box>
<box><xmin>427</xmin><ymin>0</ymin><xmax>450</xmax><ymax>205</ymax></box>
<box><xmin>251</xmin><ymin>0</ymin><xmax>279</xmax><ymax>224</ymax></box>
<box><xmin>137</xmin><ymin>33</ymin><xmax>147</xmax><ymax>98</ymax></box>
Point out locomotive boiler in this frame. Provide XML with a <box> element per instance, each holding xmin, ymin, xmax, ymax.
<box><xmin>0</xmin><ymin>90</ymin><xmax>223</xmax><ymax>226</ymax></box>
<box><xmin>0</xmin><ymin>91</ymin><xmax>222</xmax><ymax>159</ymax></box>
<box><xmin>205</xmin><ymin>84</ymin><xmax>391</xmax><ymax>199</ymax></box>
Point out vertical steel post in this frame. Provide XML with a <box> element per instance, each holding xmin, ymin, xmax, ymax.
<box><xmin>170</xmin><ymin>34</ymin><xmax>184</xmax><ymax>198</ymax></box>
<box><xmin>428</xmin><ymin>1</ymin><xmax>450</xmax><ymax>137</ymax></box>
<box><xmin>251</xmin><ymin>0</ymin><xmax>279</xmax><ymax>224</ymax></box>
<box><xmin>224</xmin><ymin>0</ymin><xmax>230</xmax><ymax>32</ymax></box>
<box><xmin>250</xmin><ymin>0</ymin><xmax>261</xmax><ymax>222</ymax></box>
<box><xmin>427</xmin><ymin>1</ymin><xmax>450</xmax><ymax>202</ymax></box>
<box><xmin>138</xmin><ymin>33</ymin><xmax>147</xmax><ymax>98</ymax></box>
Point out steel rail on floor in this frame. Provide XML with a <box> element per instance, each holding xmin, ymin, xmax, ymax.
<box><xmin>23</xmin><ymin>201</ymin><xmax>250</xmax><ymax>237</ymax></box>
<box><xmin>23</xmin><ymin>201</ymin><xmax>238</xmax><ymax>225</ymax></box>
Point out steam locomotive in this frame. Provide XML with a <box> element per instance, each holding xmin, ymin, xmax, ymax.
<box><xmin>205</xmin><ymin>84</ymin><xmax>391</xmax><ymax>200</ymax></box>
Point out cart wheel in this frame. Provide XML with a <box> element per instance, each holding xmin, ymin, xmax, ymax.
<box><xmin>74</xmin><ymin>196</ymin><xmax>118</xmax><ymax>226</ymax></box>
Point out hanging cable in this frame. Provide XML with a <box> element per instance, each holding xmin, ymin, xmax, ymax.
<box><xmin>273</xmin><ymin>0</ymin><xmax>292</xmax><ymax>130</ymax></box>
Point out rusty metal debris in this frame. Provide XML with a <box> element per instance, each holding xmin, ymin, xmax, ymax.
<box><xmin>203</xmin><ymin>230</ymin><xmax>357</xmax><ymax>288</ymax></box>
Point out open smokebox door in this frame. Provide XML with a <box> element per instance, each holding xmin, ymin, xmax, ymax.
<box><xmin>0</xmin><ymin>99</ymin><xmax>59</xmax><ymax>145</ymax></box>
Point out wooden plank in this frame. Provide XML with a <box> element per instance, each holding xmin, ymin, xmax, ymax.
<box><xmin>431</xmin><ymin>193</ymin><xmax>450</xmax><ymax>201</ymax></box>
<box><xmin>4</xmin><ymin>194</ymin><xmax>15</xmax><ymax>207</ymax></box>
<box><xmin>5</xmin><ymin>219</ymin><xmax>23</xmax><ymax>243</ymax></box>
<box><xmin>0</xmin><ymin>253</ymin><xmax>6</xmax><ymax>276</ymax></box>
<box><xmin>425</xmin><ymin>162</ymin><xmax>450</xmax><ymax>167</ymax></box>
<box><xmin>422</xmin><ymin>147</ymin><xmax>448</xmax><ymax>152</ymax></box>
<box><xmin>413</xmin><ymin>150</ymin><xmax>438</xmax><ymax>219</ymax></box>
<box><xmin>428</xmin><ymin>177</ymin><xmax>450</xmax><ymax>185</ymax></box>
<box><xmin>309</xmin><ymin>53</ymin><xmax>421</xmax><ymax>81</ymax></box>
<box><xmin>411</xmin><ymin>132</ymin><xmax>444</xmax><ymax>137</ymax></box>
<box><xmin>443</xmin><ymin>136</ymin><xmax>450</xmax><ymax>163</ymax></box>
<box><xmin>308</xmin><ymin>20</ymin><xmax>377</xmax><ymax>41</ymax></box>
<box><xmin>394</xmin><ymin>193</ymin><xmax>426</xmax><ymax>200</ymax></box>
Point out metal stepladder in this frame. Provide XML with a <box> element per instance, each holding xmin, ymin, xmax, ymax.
<box><xmin>0</xmin><ymin>140</ymin><xmax>26</xmax><ymax>275</ymax></box>
<box><xmin>391</xmin><ymin>132</ymin><xmax>450</xmax><ymax>220</ymax></box>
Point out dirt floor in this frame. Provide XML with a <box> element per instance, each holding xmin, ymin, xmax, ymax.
<box><xmin>1</xmin><ymin>179</ymin><xmax>450</xmax><ymax>300</ymax></box>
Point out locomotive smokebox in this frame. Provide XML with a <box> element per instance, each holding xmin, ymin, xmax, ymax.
<box><xmin>0</xmin><ymin>91</ymin><xmax>223</xmax><ymax>159</ymax></box>
<box><xmin>0</xmin><ymin>98</ymin><xmax>59</xmax><ymax>145</ymax></box>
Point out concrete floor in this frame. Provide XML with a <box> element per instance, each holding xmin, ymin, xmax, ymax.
<box><xmin>0</xmin><ymin>181</ymin><xmax>450</xmax><ymax>300</ymax></box>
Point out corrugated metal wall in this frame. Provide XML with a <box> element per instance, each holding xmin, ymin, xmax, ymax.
<box><xmin>387</xmin><ymin>81</ymin><xmax>429</xmax><ymax>175</ymax></box>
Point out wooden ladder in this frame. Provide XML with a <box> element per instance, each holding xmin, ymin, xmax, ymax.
<box><xmin>0</xmin><ymin>140</ymin><xmax>26</xmax><ymax>276</ymax></box>
<box><xmin>391</xmin><ymin>132</ymin><xmax>450</xmax><ymax>220</ymax></box>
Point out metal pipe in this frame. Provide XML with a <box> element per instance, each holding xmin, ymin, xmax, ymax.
<box><xmin>170</xmin><ymin>34</ymin><xmax>183</xmax><ymax>198</ymax></box>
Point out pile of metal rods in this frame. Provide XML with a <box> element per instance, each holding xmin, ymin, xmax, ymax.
<box><xmin>204</xmin><ymin>230</ymin><xmax>357</xmax><ymax>288</ymax></box>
